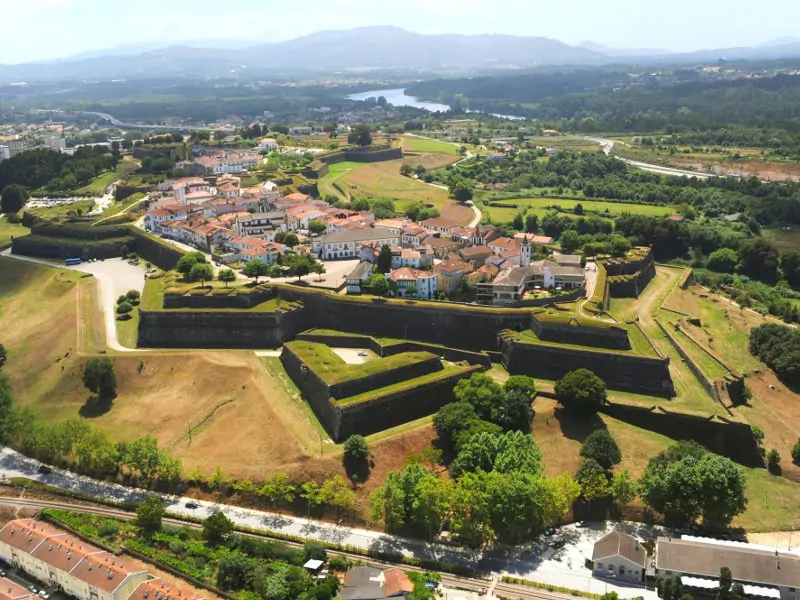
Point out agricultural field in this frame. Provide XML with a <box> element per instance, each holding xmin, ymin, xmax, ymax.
<box><xmin>483</xmin><ymin>197</ymin><xmax>676</xmax><ymax>224</ymax></box>
<box><xmin>402</xmin><ymin>135</ymin><xmax>458</xmax><ymax>155</ymax></box>
<box><xmin>320</xmin><ymin>156</ymin><xmax>472</xmax><ymax>224</ymax></box>
<box><xmin>526</xmin><ymin>136</ymin><xmax>605</xmax><ymax>153</ymax></box>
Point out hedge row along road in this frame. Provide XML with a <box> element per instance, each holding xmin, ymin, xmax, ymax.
<box><xmin>0</xmin><ymin>447</ymin><xmax>586</xmax><ymax>600</ymax></box>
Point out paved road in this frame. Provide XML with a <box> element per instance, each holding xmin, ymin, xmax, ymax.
<box><xmin>0</xmin><ymin>252</ymin><xmax>145</xmax><ymax>352</ymax></box>
<box><xmin>467</xmin><ymin>202</ymin><xmax>482</xmax><ymax>228</ymax></box>
<box><xmin>75</xmin><ymin>111</ymin><xmax>227</xmax><ymax>133</ymax></box>
<box><xmin>586</xmin><ymin>137</ymin><xmax>712</xmax><ymax>179</ymax></box>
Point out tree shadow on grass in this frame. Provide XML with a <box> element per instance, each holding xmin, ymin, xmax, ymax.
<box><xmin>343</xmin><ymin>456</ymin><xmax>372</xmax><ymax>484</ymax></box>
<box><xmin>553</xmin><ymin>406</ymin><xmax>607</xmax><ymax>443</ymax></box>
<box><xmin>78</xmin><ymin>392</ymin><xmax>116</xmax><ymax>418</ymax></box>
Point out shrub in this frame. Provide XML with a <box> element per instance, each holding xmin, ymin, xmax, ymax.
<box><xmin>767</xmin><ymin>449</ymin><xmax>782</xmax><ymax>474</ymax></box>
<box><xmin>580</xmin><ymin>430</ymin><xmax>622</xmax><ymax>470</ymax></box>
<box><xmin>555</xmin><ymin>369</ymin><xmax>607</xmax><ymax>415</ymax></box>
<box><xmin>792</xmin><ymin>439</ymin><xmax>800</xmax><ymax>465</ymax></box>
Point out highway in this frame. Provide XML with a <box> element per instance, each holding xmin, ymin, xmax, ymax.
<box><xmin>74</xmin><ymin>111</ymin><xmax>229</xmax><ymax>132</ymax></box>
<box><xmin>585</xmin><ymin>137</ymin><xmax>713</xmax><ymax>179</ymax></box>
<box><xmin>0</xmin><ymin>495</ymin><xmax>574</xmax><ymax>600</ymax></box>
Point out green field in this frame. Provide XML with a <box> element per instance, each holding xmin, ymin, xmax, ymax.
<box><xmin>76</xmin><ymin>158</ymin><xmax>139</xmax><ymax>196</ymax></box>
<box><xmin>485</xmin><ymin>197</ymin><xmax>675</xmax><ymax>223</ymax></box>
<box><xmin>765</xmin><ymin>228</ymin><xmax>800</xmax><ymax>253</ymax></box>
<box><xmin>0</xmin><ymin>218</ymin><xmax>28</xmax><ymax>246</ymax></box>
<box><xmin>402</xmin><ymin>136</ymin><xmax>458</xmax><ymax>155</ymax></box>
<box><xmin>317</xmin><ymin>161</ymin><xmax>363</xmax><ymax>199</ymax></box>
<box><xmin>286</xmin><ymin>340</ymin><xmax>437</xmax><ymax>385</ymax></box>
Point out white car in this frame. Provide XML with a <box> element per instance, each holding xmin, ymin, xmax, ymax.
<box><xmin>357</xmin><ymin>351</ymin><xmax>368</xmax><ymax>357</ymax></box>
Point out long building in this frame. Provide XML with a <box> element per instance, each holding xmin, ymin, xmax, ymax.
<box><xmin>311</xmin><ymin>229</ymin><xmax>400</xmax><ymax>261</ymax></box>
<box><xmin>0</xmin><ymin>520</ymin><xmax>197</xmax><ymax>600</ymax></box>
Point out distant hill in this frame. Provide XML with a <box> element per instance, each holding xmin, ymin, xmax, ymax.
<box><xmin>3</xmin><ymin>27</ymin><xmax>800</xmax><ymax>83</ymax></box>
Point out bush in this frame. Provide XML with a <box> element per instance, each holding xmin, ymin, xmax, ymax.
<box><xmin>555</xmin><ymin>369</ymin><xmax>607</xmax><ymax>415</ymax></box>
<box><xmin>579</xmin><ymin>430</ymin><xmax>622</xmax><ymax>470</ymax></box>
<box><xmin>82</xmin><ymin>357</ymin><xmax>116</xmax><ymax>398</ymax></box>
<box><xmin>116</xmin><ymin>301</ymin><xmax>133</xmax><ymax>315</ymax></box>
<box><xmin>767</xmin><ymin>449</ymin><xmax>782</xmax><ymax>474</ymax></box>
<box><xmin>793</xmin><ymin>439</ymin><xmax>800</xmax><ymax>465</ymax></box>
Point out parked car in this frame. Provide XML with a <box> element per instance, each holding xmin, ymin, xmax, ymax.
<box><xmin>551</xmin><ymin>540</ymin><xmax>566</xmax><ymax>549</ymax></box>
<box><xmin>357</xmin><ymin>351</ymin><xmax>368</xmax><ymax>357</ymax></box>
<box><xmin>185</xmin><ymin>501</ymin><xmax>199</xmax><ymax>509</ymax></box>
<box><xmin>27</xmin><ymin>586</ymin><xmax>37</xmax><ymax>594</ymax></box>
<box><xmin>37</xmin><ymin>465</ymin><xmax>52</xmax><ymax>475</ymax></box>
<box><xmin>543</xmin><ymin>527</ymin><xmax>556</xmax><ymax>537</ymax></box>
<box><xmin>39</xmin><ymin>591</ymin><xmax>50</xmax><ymax>599</ymax></box>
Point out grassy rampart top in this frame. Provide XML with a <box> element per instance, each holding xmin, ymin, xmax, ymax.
<box><xmin>285</xmin><ymin>340</ymin><xmax>437</xmax><ymax>385</ymax></box>
<box><xmin>337</xmin><ymin>364</ymin><xmax>477</xmax><ymax>406</ymax></box>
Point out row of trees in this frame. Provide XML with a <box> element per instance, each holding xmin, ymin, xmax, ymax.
<box><xmin>749</xmin><ymin>323</ymin><xmax>800</xmax><ymax>385</ymax></box>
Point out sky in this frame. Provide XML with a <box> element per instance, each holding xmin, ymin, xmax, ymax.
<box><xmin>2</xmin><ymin>0</ymin><xmax>799</xmax><ymax>64</ymax></box>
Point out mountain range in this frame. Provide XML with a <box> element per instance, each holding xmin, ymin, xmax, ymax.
<box><xmin>3</xmin><ymin>26</ymin><xmax>800</xmax><ymax>83</ymax></box>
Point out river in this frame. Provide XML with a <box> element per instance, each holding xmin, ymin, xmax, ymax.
<box><xmin>346</xmin><ymin>87</ymin><xmax>526</xmax><ymax>120</ymax></box>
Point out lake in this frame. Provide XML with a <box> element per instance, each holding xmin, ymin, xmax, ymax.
<box><xmin>346</xmin><ymin>87</ymin><xmax>526</xmax><ymax>120</ymax></box>
<box><xmin>346</xmin><ymin>88</ymin><xmax>451</xmax><ymax>112</ymax></box>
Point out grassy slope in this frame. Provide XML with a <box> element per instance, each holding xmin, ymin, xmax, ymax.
<box><xmin>0</xmin><ymin>218</ymin><xmax>28</xmax><ymax>246</ymax></box>
<box><xmin>76</xmin><ymin>158</ymin><xmax>138</xmax><ymax>196</ymax></box>
<box><xmin>402</xmin><ymin>136</ymin><xmax>458</xmax><ymax>155</ymax></box>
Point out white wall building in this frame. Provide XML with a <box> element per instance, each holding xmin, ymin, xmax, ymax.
<box><xmin>312</xmin><ymin>229</ymin><xmax>400</xmax><ymax>261</ymax></box>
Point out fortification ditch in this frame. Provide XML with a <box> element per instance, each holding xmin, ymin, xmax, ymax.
<box><xmin>499</xmin><ymin>334</ymin><xmax>674</xmax><ymax>397</ymax></box>
<box><xmin>601</xmin><ymin>402</ymin><xmax>761</xmax><ymax>466</ymax></box>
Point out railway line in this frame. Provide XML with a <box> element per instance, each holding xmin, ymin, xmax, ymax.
<box><xmin>0</xmin><ymin>496</ymin><xmax>574</xmax><ymax>600</ymax></box>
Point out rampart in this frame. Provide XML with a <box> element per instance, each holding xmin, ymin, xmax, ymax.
<box><xmin>600</xmin><ymin>403</ymin><xmax>761</xmax><ymax>466</ymax></box>
<box><xmin>531</xmin><ymin>314</ymin><xmax>631</xmax><ymax>350</ymax></box>
<box><xmin>499</xmin><ymin>333</ymin><xmax>674</xmax><ymax>397</ymax></box>
<box><xmin>605</xmin><ymin>249</ymin><xmax>657</xmax><ymax>298</ymax></box>
<box><xmin>279</xmin><ymin>343</ymin><xmax>482</xmax><ymax>441</ymax></box>
<box><xmin>137</xmin><ymin>307</ymin><xmax>307</xmax><ymax>348</ymax></box>
<box><xmin>162</xmin><ymin>285</ymin><xmax>275</xmax><ymax>309</ymax></box>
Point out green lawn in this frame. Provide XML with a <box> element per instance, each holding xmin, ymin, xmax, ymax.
<box><xmin>76</xmin><ymin>158</ymin><xmax>138</xmax><ymax>196</ymax></box>
<box><xmin>28</xmin><ymin>200</ymin><xmax>94</xmax><ymax>220</ymax></box>
<box><xmin>735</xmin><ymin>468</ymin><xmax>800</xmax><ymax>532</ymax></box>
<box><xmin>285</xmin><ymin>340</ymin><xmax>437</xmax><ymax>385</ymax></box>
<box><xmin>485</xmin><ymin>197</ymin><xmax>675</xmax><ymax>222</ymax></box>
<box><xmin>402</xmin><ymin>136</ymin><xmax>458</xmax><ymax>155</ymax></box>
<box><xmin>317</xmin><ymin>161</ymin><xmax>363</xmax><ymax>199</ymax></box>
<box><xmin>115</xmin><ymin>309</ymin><xmax>138</xmax><ymax>348</ymax></box>
<box><xmin>765</xmin><ymin>228</ymin><xmax>800</xmax><ymax>253</ymax></box>
<box><xmin>0</xmin><ymin>218</ymin><xmax>28</xmax><ymax>246</ymax></box>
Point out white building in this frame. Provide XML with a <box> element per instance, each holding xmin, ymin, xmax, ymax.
<box><xmin>0</xmin><ymin>145</ymin><xmax>10</xmax><ymax>162</ymax></box>
<box><xmin>389</xmin><ymin>267</ymin><xmax>439</xmax><ymax>299</ymax></box>
<box><xmin>312</xmin><ymin>229</ymin><xmax>400</xmax><ymax>261</ymax></box>
<box><xmin>590</xmin><ymin>531</ymin><xmax>646</xmax><ymax>584</ymax></box>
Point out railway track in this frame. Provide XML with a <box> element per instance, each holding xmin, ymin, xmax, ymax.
<box><xmin>0</xmin><ymin>496</ymin><xmax>575</xmax><ymax>600</ymax></box>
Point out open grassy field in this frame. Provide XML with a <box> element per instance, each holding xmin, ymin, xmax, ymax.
<box><xmin>28</xmin><ymin>199</ymin><xmax>94</xmax><ymax>220</ymax></box>
<box><xmin>765</xmin><ymin>228</ymin><xmax>800</xmax><ymax>253</ymax></box>
<box><xmin>484</xmin><ymin>197</ymin><xmax>675</xmax><ymax>224</ymax></box>
<box><xmin>610</xmin><ymin>266</ymin><xmax>722</xmax><ymax>414</ymax></box>
<box><xmin>318</xmin><ymin>155</ymin><xmax>471</xmax><ymax>224</ymax></box>
<box><xmin>286</xmin><ymin>340</ymin><xmax>436</xmax><ymax>385</ymax></box>
<box><xmin>0</xmin><ymin>218</ymin><xmax>28</xmax><ymax>246</ymax></box>
<box><xmin>76</xmin><ymin>158</ymin><xmax>138</xmax><ymax>196</ymax></box>
<box><xmin>526</xmin><ymin>137</ymin><xmax>605</xmax><ymax>153</ymax></box>
<box><xmin>402</xmin><ymin>135</ymin><xmax>458</xmax><ymax>155</ymax></box>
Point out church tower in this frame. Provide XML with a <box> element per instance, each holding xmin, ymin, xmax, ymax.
<box><xmin>520</xmin><ymin>235</ymin><xmax>531</xmax><ymax>267</ymax></box>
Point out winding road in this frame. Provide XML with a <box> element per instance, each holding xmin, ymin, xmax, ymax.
<box><xmin>586</xmin><ymin>137</ymin><xmax>713</xmax><ymax>179</ymax></box>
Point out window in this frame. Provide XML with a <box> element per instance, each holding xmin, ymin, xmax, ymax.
<box><xmin>597</xmin><ymin>563</ymin><xmax>604</xmax><ymax>571</ymax></box>
<box><xmin>619</xmin><ymin>567</ymin><xmax>625</xmax><ymax>576</ymax></box>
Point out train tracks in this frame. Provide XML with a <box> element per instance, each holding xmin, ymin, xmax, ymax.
<box><xmin>0</xmin><ymin>496</ymin><xmax>575</xmax><ymax>600</ymax></box>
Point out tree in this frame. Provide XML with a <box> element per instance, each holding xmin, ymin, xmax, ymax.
<box><xmin>580</xmin><ymin>430</ymin><xmax>622</xmax><ymax>470</ymax></box>
<box><xmin>116</xmin><ymin>301</ymin><xmax>133</xmax><ymax>316</ymax></box>
<box><xmin>767</xmin><ymin>449</ymin><xmax>781</xmax><ymax>474</ymax></box>
<box><xmin>243</xmin><ymin>258</ymin><xmax>270</xmax><ymax>283</ymax></box>
<box><xmin>319</xmin><ymin>475</ymin><xmax>355</xmax><ymax>520</ymax></box>
<box><xmin>512</xmin><ymin>213</ymin><xmax>524</xmax><ymax>231</ymax></box>
<box><xmin>657</xmin><ymin>575</ymin><xmax>684</xmax><ymax>600</ymax></box>
<box><xmin>308</xmin><ymin>220</ymin><xmax>327</xmax><ymax>235</ymax></box>
<box><xmin>351</xmin><ymin>197</ymin><xmax>370</xmax><ymax>212</ymax></box>
<box><xmin>0</xmin><ymin>343</ymin><xmax>6</xmax><ymax>370</ymax></box>
<box><xmin>1</xmin><ymin>184</ymin><xmax>29</xmax><ymax>214</ymax></box>
<box><xmin>559</xmin><ymin>230</ymin><xmax>581</xmax><ymax>254</ymax></box>
<box><xmin>300</xmin><ymin>481</ymin><xmax>321</xmax><ymax>516</ymax></box>
<box><xmin>303</xmin><ymin>541</ymin><xmax>327</xmax><ymax>562</ymax></box>
<box><xmin>792</xmin><ymin>439</ymin><xmax>800</xmax><ymax>464</ymax></box>
<box><xmin>450</xmin><ymin>180</ymin><xmax>474</xmax><ymax>202</ymax></box>
<box><xmin>575</xmin><ymin>459</ymin><xmax>611</xmax><ymax>502</ymax></box>
<box><xmin>203</xmin><ymin>510</ymin><xmax>234</xmax><ymax>545</ymax></box>
<box><xmin>453</xmin><ymin>372</ymin><xmax>505</xmax><ymax>420</ymax></box>
<box><xmin>217</xmin><ymin>555</ymin><xmax>254</xmax><ymax>592</ymax></box>
<box><xmin>400</xmin><ymin>164</ymin><xmax>414</xmax><ymax>177</ymax></box>
<box><xmin>716</xmin><ymin>567</ymin><xmax>732</xmax><ymax>600</ymax></box>
<box><xmin>135</xmin><ymin>496</ymin><xmax>165</xmax><ymax>538</ymax></box>
<box><xmin>707</xmin><ymin>248</ymin><xmax>738</xmax><ymax>274</ymax></box>
<box><xmin>412</xmin><ymin>476</ymin><xmax>453</xmax><ymax>540</ymax></box>
<box><xmin>348</xmin><ymin>124</ymin><xmax>372</xmax><ymax>147</ymax></box>
<box><xmin>283</xmin><ymin>252</ymin><xmax>316</xmax><ymax>281</ymax></box>
<box><xmin>190</xmin><ymin>263</ymin><xmax>214</xmax><ymax>285</ymax></box>
<box><xmin>555</xmin><ymin>369</ymin><xmax>607</xmax><ymax>415</ymax></box>
<box><xmin>343</xmin><ymin>435</ymin><xmax>371</xmax><ymax>462</ymax></box>
<box><xmin>433</xmin><ymin>401</ymin><xmax>478</xmax><ymax>446</ymax></box>
<box><xmin>377</xmin><ymin>244</ymin><xmax>393</xmax><ymax>274</ymax></box>
<box><xmin>82</xmin><ymin>358</ymin><xmax>117</xmax><ymax>398</ymax></box>
<box><xmin>366</xmin><ymin>273</ymin><xmax>389</xmax><ymax>296</ymax></box>
<box><xmin>611</xmin><ymin>469</ymin><xmax>637</xmax><ymax>507</ymax></box>
<box><xmin>640</xmin><ymin>445</ymin><xmax>747</xmax><ymax>527</ymax></box>
<box><xmin>176</xmin><ymin>251</ymin><xmax>206</xmax><ymax>278</ymax></box>
<box><xmin>0</xmin><ymin>373</ymin><xmax>14</xmax><ymax>426</ymax></box>
<box><xmin>738</xmin><ymin>238</ymin><xmax>780</xmax><ymax>283</ymax></box>
<box><xmin>525</xmin><ymin>214</ymin><xmax>539</xmax><ymax>233</ymax></box>
<box><xmin>218</xmin><ymin>268</ymin><xmax>236</xmax><ymax>288</ymax></box>
<box><xmin>259</xmin><ymin>472</ymin><xmax>295</xmax><ymax>513</ymax></box>
<box><xmin>492</xmin><ymin>389</ymin><xmax>534</xmax><ymax>432</ymax></box>
<box><xmin>610</xmin><ymin>235</ymin><xmax>632</xmax><ymax>257</ymax></box>
<box><xmin>574</xmin><ymin>203</ymin><xmax>584</xmax><ymax>216</ymax></box>
<box><xmin>282</xmin><ymin>232</ymin><xmax>300</xmax><ymax>248</ymax></box>
<box><xmin>780</xmin><ymin>250</ymin><xmax>800</xmax><ymax>288</ymax></box>
<box><xmin>372</xmin><ymin>198</ymin><xmax>395</xmax><ymax>219</ymax></box>
<box><xmin>451</xmin><ymin>430</ymin><xmax>543</xmax><ymax>478</ymax></box>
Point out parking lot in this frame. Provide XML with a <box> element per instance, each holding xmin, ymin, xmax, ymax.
<box><xmin>501</xmin><ymin>522</ymin><xmax>663</xmax><ymax>600</ymax></box>
<box><xmin>0</xmin><ymin>558</ymin><xmax>67</xmax><ymax>600</ymax></box>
